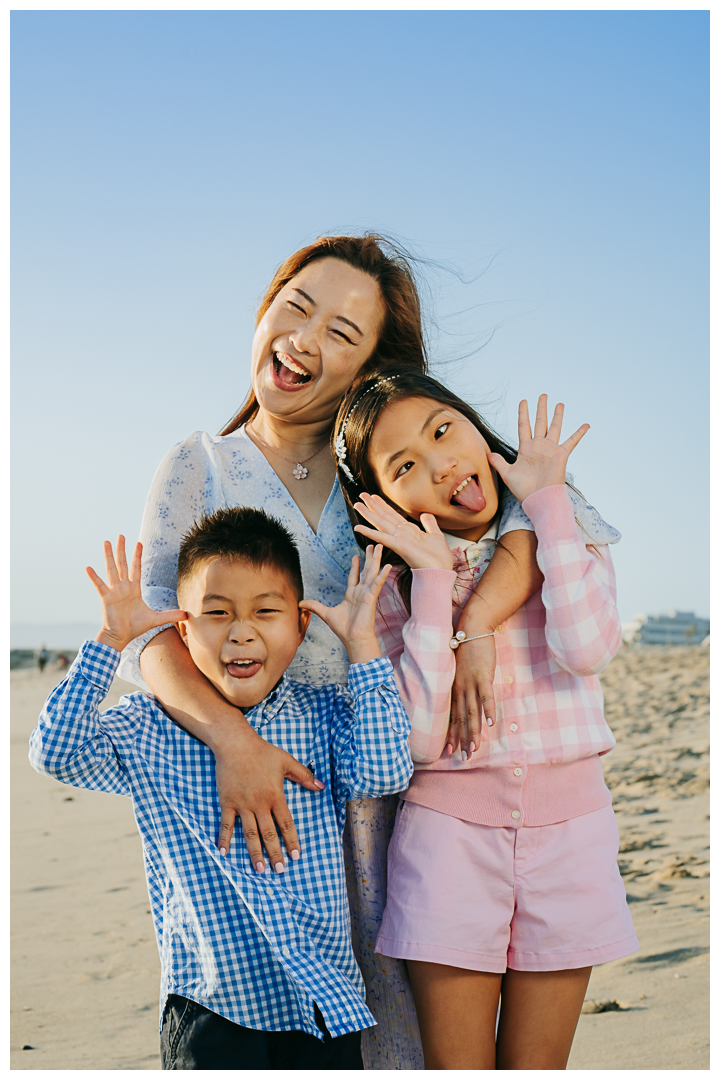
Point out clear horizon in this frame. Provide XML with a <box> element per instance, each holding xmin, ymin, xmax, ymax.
<box><xmin>11</xmin><ymin>10</ymin><xmax>709</xmax><ymax>630</ymax></box>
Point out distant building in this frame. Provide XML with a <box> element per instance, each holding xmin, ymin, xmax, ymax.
<box><xmin>621</xmin><ymin>611</ymin><xmax>710</xmax><ymax>646</ymax></box>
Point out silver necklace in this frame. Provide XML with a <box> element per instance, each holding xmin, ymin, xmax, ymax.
<box><xmin>247</xmin><ymin>425</ymin><xmax>329</xmax><ymax>480</ymax></box>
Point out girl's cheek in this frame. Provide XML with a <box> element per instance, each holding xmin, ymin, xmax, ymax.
<box><xmin>381</xmin><ymin>486</ymin><xmax>412</xmax><ymax>518</ymax></box>
<box><xmin>384</xmin><ymin>488</ymin><xmax>406</xmax><ymax>514</ymax></box>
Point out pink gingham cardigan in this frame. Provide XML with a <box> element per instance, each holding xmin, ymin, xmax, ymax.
<box><xmin>376</xmin><ymin>484</ymin><xmax>622</xmax><ymax>828</ymax></box>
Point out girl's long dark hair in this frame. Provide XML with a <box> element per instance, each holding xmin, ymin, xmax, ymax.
<box><xmin>333</xmin><ymin>366</ymin><xmax>519</xmax><ymax>611</ymax></box>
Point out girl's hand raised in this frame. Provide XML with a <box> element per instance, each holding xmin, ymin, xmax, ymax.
<box><xmin>87</xmin><ymin>537</ymin><xmax>188</xmax><ymax>653</ymax></box>
<box><xmin>353</xmin><ymin>493</ymin><xmax>454</xmax><ymax>571</ymax></box>
<box><xmin>488</xmin><ymin>395</ymin><xmax>590</xmax><ymax>504</ymax></box>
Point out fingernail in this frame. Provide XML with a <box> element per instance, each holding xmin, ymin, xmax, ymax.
<box><xmin>446</xmin><ymin>742</ymin><xmax>453</xmax><ymax>755</ymax></box>
<box><xmin>461</xmin><ymin>750</ymin><xmax>467</xmax><ymax>761</ymax></box>
<box><xmin>469</xmin><ymin>742</ymin><xmax>476</xmax><ymax>754</ymax></box>
<box><xmin>255</xmin><ymin>861</ymin><xmax>265</xmax><ymax>874</ymax></box>
<box><xmin>313</xmin><ymin>779</ymin><xmax>326</xmax><ymax>789</ymax></box>
<box><xmin>487</xmin><ymin>718</ymin><xmax>494</xmax><ymax>727</ymax></box>
<box><xmin>219</xmin><ymin>847</ymin><xmax>227</xmax><ymax>857</ymax></box>
<box><xmin>290</xmin><ymin>849</ymin><xmax>300</xmax><ymax>861</ymax></box>
<box><xmin>274</xmin><ymin>862</ymin><xmax>285</xmax><ymax>874</ymax></box>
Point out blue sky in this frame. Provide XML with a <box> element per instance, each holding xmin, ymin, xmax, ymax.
<box><xmin>11</xmin><ymin>10</ymin><xmax>708</xmax><ymax>634</ymax></box>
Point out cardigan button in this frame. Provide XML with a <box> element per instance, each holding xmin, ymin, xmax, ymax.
<box><xmin>511</xmin><ymin>810</ymin><xmax>521</xmax><ymax>820</ymax></box>
<box><xmin>513</xmin><ymin>768</ymin><xmax>523</xmax><ymax>777</ymax></box>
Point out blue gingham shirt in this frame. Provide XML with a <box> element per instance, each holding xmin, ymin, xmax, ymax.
<box><xmin>29</xmin><ymin>641</ymin><xmax>413</xmax><ymax>1038</ymax></box>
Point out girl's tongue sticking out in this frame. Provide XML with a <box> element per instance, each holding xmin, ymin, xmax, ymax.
<box><xmin>451</xmin><ymin>475</ymin><xmax>487</xmax><ymax>512</ymax></box>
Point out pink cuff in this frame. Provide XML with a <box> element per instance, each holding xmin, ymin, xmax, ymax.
<box><xmin>521</xmin><ymin>485</ymin><xmax>580</xmax><ymax>543</ymax></box>
<box><xmin>409</xmin><ymin>568</ymin><xmax>456</xmax><ymax>627</ymax></box>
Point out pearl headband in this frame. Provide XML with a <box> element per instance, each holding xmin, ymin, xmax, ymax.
<box><xmin>334</xmin><ymin>375</ymin><xmax>402</xmax><ymax>484</ymax></box>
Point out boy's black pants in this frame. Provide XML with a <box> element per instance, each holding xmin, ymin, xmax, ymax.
<box><xmin>160</xmin><ymin>994</ymin><xmax>364</xmax><ymax>1070</ymax></box>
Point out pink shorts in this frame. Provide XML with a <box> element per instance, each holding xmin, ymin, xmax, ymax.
<box><xmin>376</xmin><ymin>801</ymin><xmax>638</xmax><ymax>973</ymax></box>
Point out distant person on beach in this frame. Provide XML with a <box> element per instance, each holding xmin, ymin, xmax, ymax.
<box><xmin>114</xmin><ymin>234</ymin><xmax>617</xmax><ymax>1067</ymax></box>
<box><xmin>332</xmin><ymin>369</ymin><xmax>637</xmax><ymax>1069</ymax></box>
<box><xmin>30</xmin><ymin>511</ymin><xmax>413</xmax><ymax>1070</ymax></box>
<box><xmin>37</xmin><ymin>646</ymin><xmax>49</xmax><ymax>673</ymax></box>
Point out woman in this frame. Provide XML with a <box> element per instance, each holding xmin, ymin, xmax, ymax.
<box><xmin>119</xmin><ymin>233</ymin><xmax>568</xmax><ymax>1068</ymax></box>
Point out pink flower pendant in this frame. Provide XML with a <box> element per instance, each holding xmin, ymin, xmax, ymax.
<box><xmin>293</xmin><ymin>464</ymin><xmax>308</xmax><ymax>480</ymax></box>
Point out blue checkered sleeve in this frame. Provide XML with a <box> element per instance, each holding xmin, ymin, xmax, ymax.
<box><xmin>28</xmin><ymin>643</ymin><xmax>391</xmax><ymax>1038</ymax></box>
<box><xmin>330</xmin><ymin>657</ymin><xmax>412</xmax><ymax>803</ymax></box>
<box><xmin>29</xmin><ymin>641</ymin><xmax>135</xmax><ymax>796</ymax></box>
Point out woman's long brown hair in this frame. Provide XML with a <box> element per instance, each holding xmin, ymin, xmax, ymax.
<box><xmin>219</xmin><ymin>233</ymin><xmax>428</xmax><ymax>435</ymax></box>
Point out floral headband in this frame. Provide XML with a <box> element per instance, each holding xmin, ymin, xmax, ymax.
<box><xmin>334</xmin><ymin>375</ymin><xmax>401</xmax><ymax>484</ymax></box>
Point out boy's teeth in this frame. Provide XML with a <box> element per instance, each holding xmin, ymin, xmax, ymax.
<box><xmin>452</xmin><ymin>478</ymin><xmax>470</xmax><ymax>497</ymax></box>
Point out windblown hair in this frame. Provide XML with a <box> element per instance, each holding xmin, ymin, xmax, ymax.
<box><xmin>333</xmin><ymin>367</ymin><xmax>519</xmax><ymax>609</ymax></box>
<box><xmin>220</xmin><ymin>233</ymin><xmax>428</xmax><ymax>435</ymax></box>
<box><xmin>177</xmin><ymin>507</ymin><xmax>304</xmax><ymax>601</ymax></box>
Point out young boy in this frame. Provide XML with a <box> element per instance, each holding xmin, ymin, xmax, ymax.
<box><xmin>30</xmin><ymin>507</ymin><xmax>413</xmax><ymax>1070</ymax></box>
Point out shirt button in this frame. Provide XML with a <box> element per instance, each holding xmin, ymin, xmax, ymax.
<box><xmin>504</xmin><ymin>675</ymin><xmax>514</xmax><ymax>685</ymax></box>
<box><xmin>509</xmin><ymin>723</ymin><xmax>519</xmax><ymax>732</ymax></box>
<box><xmin>511</xmin><ymin>810</ymin><xmax>521</xmax><ymax>820</ymax></box>
<box><xmin>282</xmin><ymin>946</ymin><xmax>290</xmax><ymax>957</ymax></box>
<box><xmin>514</xmin><ymin>767</ymin><xmax>523</xmax><ymax>776</ymax></box>
<box><xmin>496</xmin><ymin>624</ymin><xmax>504</xmax><ymax>633</ymax></box>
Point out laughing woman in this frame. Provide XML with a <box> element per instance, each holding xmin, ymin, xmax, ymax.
<box><xmin>118</xmin><ymin>233</ymin><xmax>599</xmax><ymax>1068</ymax></box>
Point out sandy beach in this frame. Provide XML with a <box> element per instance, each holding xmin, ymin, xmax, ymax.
<box><xmin>11</xmin><ymin>644</ymin><xmax>709</xmax><ymax>1070</ymax></box>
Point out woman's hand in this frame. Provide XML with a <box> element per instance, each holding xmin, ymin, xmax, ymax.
<box><xmin>488</xmin><ymin>396</ymin><xmax>589</xmax><ymax>504</ymax></box>
<box><xmin>353</xmin><ymin>493</ymin><xmax>454</xmax><ymax>571</ymax></box>
<box><xmin>87</xmin><ymin>536</ymin><xmax>187</xmax><ymax>652</ymax></box>
<box><xmin>448</xmin><ymin>633</ymin><xmax>497</xmax><ymax>758</ymax></box>
<box><xmin>213</xmin><ymin>729</ymin><xmax>325</xmax><ymax>873</ymax></box>
<box><xmin>140</xmin><ymin>628</ymin><xmax>324</xmax><ymax>872</ymax></box>
<box><xmin>446</xmin><ymin>530</ymin><xmax>542</xmax><ymax>756</ymax></box>
<box><xmin>299</xmin><ymin>544</ymin><xmax>391</xmax><ymax>664</ymax></box>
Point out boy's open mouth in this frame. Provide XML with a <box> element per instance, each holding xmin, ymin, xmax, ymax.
<box><xmin>450</xmin><ymin>475</ymin><xmax>486</xmax><ymax>512</ymax></box>
<box><xmin>226</xmin><ymin>660</ymin><xmax>262</xmax><ymax>680</ymax></box>
<box><xmin>273</xmin><ymin>351</ymin><xmax>312</xmax><ymax>386</ymax></box>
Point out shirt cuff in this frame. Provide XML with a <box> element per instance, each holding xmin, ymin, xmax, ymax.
<box><xmin>410</xmin><ymin>568</ymin><xmax>456</xmax><ymax>626</ymax></box>
<box><xmin>347</xmin><ymin>656</ymin><xmax>397</xmax><ymax>696</ymax></box>
<box><xmin>74</xmin><ymin>640</ymin><xmax>122</xmax><ymax>692</ymax></box>
<box><xmin>521</xmin><ymin>485</ymin><xmax>581</xmax><ymax>543</ymax></box>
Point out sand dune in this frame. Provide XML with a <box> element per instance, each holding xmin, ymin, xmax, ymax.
<box><xmin>11</xmin><ymin>645</ymin><xmax>709</xmax><ymax>1069</ymax></box>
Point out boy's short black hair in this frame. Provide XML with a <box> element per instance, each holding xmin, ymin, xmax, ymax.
<box><xmin>177</xmin><ymin>507</ymin><xmax>304</xmax><ymax>601</ymax></box>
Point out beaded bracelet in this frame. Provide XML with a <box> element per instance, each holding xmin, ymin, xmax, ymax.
<box><xmin>449</xmin><ymin>630</ymin><xmax>498</xmax><ymax>650</ymax></box>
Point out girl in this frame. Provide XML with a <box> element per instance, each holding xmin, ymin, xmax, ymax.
<box><xmin>327</xmin><ymin>367</ymin><xmax>638</xmax><ymax>1069</ymax></box>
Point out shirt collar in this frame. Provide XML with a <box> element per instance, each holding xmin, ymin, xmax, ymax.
<box><xmin>244</xmin><ymin>673</ymin><xmax>294</xmax><ymax>728</ymax></box>
<box><xmin>443</xmin><ymin>518</ymin><xmax>499</xmax><ymax>552</ymax></box>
